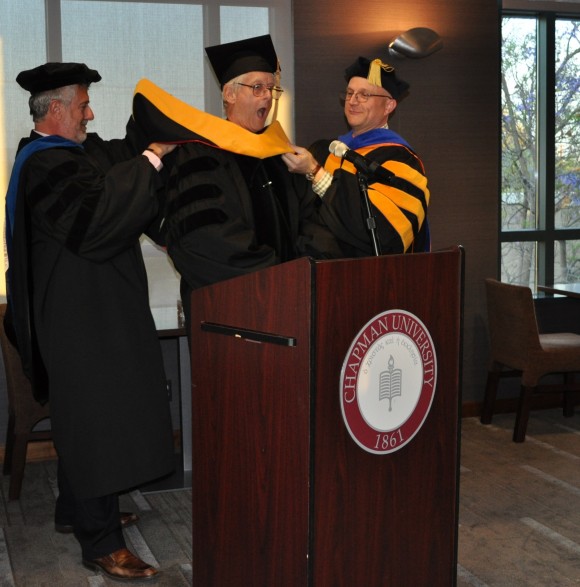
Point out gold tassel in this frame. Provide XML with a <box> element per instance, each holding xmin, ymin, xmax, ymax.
<box><xmin>274</xmin><ymin>58</ymin><xmax>281</xmax><ymax>89</ymax></box>
<box><xmin>367</xmin><ymin>59</ymin><xmax>395</xmax><ymax>87</ymax></box>
<box><xmin>271</xmin><ymin>58</ymin><xmax>282</xmax><ymax>121</ymax></box>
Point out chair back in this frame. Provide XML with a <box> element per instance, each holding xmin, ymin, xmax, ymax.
<box><xmin>0</xmin><ymin>303</ymin><xmax>48</xmax><ymax>430</ymax></box>
<box><xmin>484</xmin><ymin>278</ymin><xmax>542</xmax><ymax>369</ymax></box>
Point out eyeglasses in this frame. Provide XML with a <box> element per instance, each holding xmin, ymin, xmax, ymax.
<box><xmin>340</xmin><ymin>90</ymin><xmax>393</xmax><ymax>103</ymax></box>
<box><xmin>236</xmin><ymin>83</ymin><xmax>284</xmax><ymax>99</ymax></box>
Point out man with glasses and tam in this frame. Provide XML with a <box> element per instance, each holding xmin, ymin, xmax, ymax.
<box><xmin>283</xmin><ymin>57</ymin><xmax>431</xmax><ymax>257</ymax></box>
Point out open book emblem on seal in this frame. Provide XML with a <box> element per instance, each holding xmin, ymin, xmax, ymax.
<box><xmin>340</xmin><ymin>309</ymin><xmax>437</xmax><ymax>454</ymax></box>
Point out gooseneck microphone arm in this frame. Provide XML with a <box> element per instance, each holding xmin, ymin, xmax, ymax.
<box><xmin>329</xmin><ymin>140</ymin><xmax>384</xmax><ymax>256</ymax></box>
<box><xmin>357</xmin><ymin>173</ymin><xmax>382</xmax><ymax>256</ymax></box>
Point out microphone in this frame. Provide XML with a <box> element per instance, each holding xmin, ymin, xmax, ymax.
<box><xmin>329</xmin><ymin>140</ymin><xmax>394</xmax><ymax>184</ymax></box>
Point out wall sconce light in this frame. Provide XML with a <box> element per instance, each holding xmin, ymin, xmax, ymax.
<box><xmin>388</xmin><ymin>27</ymin><xmax>443</xmax><ymax>59</ymax></box>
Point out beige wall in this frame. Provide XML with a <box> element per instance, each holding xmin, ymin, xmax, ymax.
<box><xmin>292</xmin><ymin>0</ymin><xmax>502</xmax><ymax>405</ymax></box>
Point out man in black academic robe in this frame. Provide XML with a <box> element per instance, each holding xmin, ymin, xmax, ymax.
<box><xmin>131</xmin><ymin>36</ymin><xmax>343</xmax><ymax>330</ymax></box>
<box><xmin>5</xmin><ymin>62</ymin><xmax>175</xmax><ymax>581</ymax></box>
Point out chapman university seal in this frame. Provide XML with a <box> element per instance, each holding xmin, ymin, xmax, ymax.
<box><xmin>340</xmin><ymin>310</ymin><xmax>437</xmax><ymax>454</ymax></box>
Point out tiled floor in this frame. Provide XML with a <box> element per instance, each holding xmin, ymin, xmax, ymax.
<box><xmin>0</xmin><ymin>459</ymin><xmax>192</xmax><ymax>586</ymax></box>
<box><xmin>3</xmin><ymin>409</ymin><xmax>580</xmax><ymax>585</ymax></box>
<box><xmin>458</xmin><ymin>410</ymin><xmax>580</xmax><ymax>586</ymax></box>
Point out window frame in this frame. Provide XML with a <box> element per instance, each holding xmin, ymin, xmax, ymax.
<box><xmin>44</xmin><ymin>0</ymin><xmax>295</xmax><ymax>136</ymax></box>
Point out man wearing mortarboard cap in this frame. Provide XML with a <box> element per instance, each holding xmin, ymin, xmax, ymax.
<box><xmin>282</xmin><ymin>56</ymin><xmax>431</xmax><ymax>257</ymax></box>
<box><xmin>131</xmin><ymin>34</ymin><xmax>342</xmax><ymax>331</ymax></box>
<box><xmin>204</xmin><ymin>33</ymin><xmax>284</xmax><ymax>131</ymax></box>
<box><xmin>5</xmin><ymin>62</ymin><xmax>176</xmax><ymax>581</ymax></box>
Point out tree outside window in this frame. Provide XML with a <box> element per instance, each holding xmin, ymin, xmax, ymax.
<box><xmin>501</xmin><ymin>15</ymin><xmax>580</xmax><ymax>287</ymax></box>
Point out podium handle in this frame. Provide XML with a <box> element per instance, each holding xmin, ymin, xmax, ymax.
<box><xmin>200</xmin><ymin>321</ymin><xmax>297</xmax><ymax>347</ymax></box>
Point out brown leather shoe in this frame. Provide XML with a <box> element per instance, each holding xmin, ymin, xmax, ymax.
<box><xmin>55</xmin><ymin>511</ymin><xmax>139</xmax><ymax>534</ymax></box>
<box><xmin>82</xmin><ymin>547</ymin><xmax>159</xmax><ymax>581</ymax></box>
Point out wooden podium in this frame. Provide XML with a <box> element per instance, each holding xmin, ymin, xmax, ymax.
<box><xmin>189</xmin><ymin>247</ymin><xmax>463</xmax><ymax>586</ymax></box>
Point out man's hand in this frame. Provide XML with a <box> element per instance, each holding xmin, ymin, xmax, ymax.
<box><xmin>281</xmin><ymin>144</ymin><xmax>318</xmax><ymax>175</ymax></box>
<box><xmin>147</xmin><ymin>143</ymin><xmax>177</xmax><ymax>159</ymax></box>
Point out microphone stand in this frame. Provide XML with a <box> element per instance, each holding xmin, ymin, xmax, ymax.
<box><xmin>357</xmin><ymin>172</ymin><xmax>382</xmax><ymax>256</ymax></box>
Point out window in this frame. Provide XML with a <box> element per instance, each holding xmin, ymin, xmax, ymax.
<box><xmin>501</xmin><ymin>15</ymin><xmax>580</xmax><ymax>287</ymax></box>
<box><xmin>0</xmin><ymin>0</ymin><xmax>293</xmax><ymax>297</ymax></box>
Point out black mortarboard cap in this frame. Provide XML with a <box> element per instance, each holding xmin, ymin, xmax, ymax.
<box><xmin>16</xmin><ymin>62</ymin><xmax>101</xmax><ymax>94</ymax></box>
<box><xmin>205</xmin><ymin>34</ymin><xmax>279</xmax><ymax>87</ymax></box>
<box><xmin>345</xmin><ymin>57</ymin><xmax>409</xmax><ymax>100</ymax></box>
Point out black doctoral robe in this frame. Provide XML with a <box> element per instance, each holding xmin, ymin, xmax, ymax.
<box><xmin>164</xmin><ymin>142</ymin><xmax>341</xmax><ymax>292</ymax></box>
<box><xmin>310</xmin><ymin>133</ymin><xmax>430</xmax><ymax>257</ymax></box>
<box><xmin>6</xmin><ymin>130</ymin><xmax>175</xmax><ymax>499</ymax></box>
